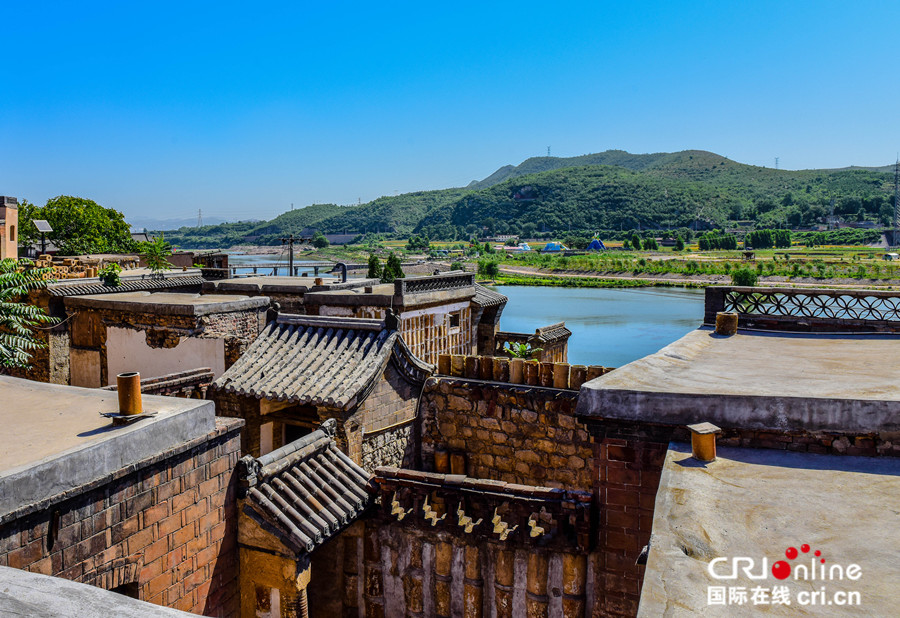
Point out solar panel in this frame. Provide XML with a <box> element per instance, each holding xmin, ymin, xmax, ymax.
<box><xmin>33</xmin><ymin>219</ymin><xmax>53</xmax><ymax>233</ymax></box>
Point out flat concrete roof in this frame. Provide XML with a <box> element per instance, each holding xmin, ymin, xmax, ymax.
<box><xmin>64</xmin><ymin>291</ymin><xmax>269</xmax><ymax>315</ymax></box>
<box><xmin>576</xmin><ymin>328</ymin><xmax>900</xmax><ymax>433</ymax></box>
<box><xmin>0</xmin><ymin>377</ymin><xmax>216</xmax><ymax>522</ymax></box>
<box><xmin>640</xmin><ymin>443</ymin><xmax>900</xmax><ymax>616</ymax></box>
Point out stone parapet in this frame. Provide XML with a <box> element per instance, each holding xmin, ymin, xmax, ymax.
<box><xmin>436</xmin><ymin>353</ymin><xmax>612</xmax><ymax>390</ymax></box>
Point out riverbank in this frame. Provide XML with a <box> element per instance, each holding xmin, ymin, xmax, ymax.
<box><xmin>496</xmin><ymin>264</ymin><xmax>900</xmax><ymax>290</ymax></box>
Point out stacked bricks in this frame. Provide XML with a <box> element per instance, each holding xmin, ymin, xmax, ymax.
<box><xmin>419</xmin><ymin>376</ymin><xmax>593</xmax><ymax>490</ymax></box>
<box><xmin>0</xmin><ymin>418</ymin><xmax>242</xmax><ymax>616</ymax></box>
<box><xmin>437</xmin><ymin>353</ymin><xmax>613</xmax><ymax>390</ymax></box>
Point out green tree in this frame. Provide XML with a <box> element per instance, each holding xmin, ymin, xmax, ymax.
<box><xmin>367</xmin><ymin>254</ymin><xmax>383</xmax><ymax>279</ymax></box>
<box><xmin>674</xmin><ymin>236</ymin><xmax>685</xmax><ymax>251</ymax></box>
<box><xmin>17</xmin><ymin>196</ymin><xmax>136</xmax><ymax>255</ymax></box>
<box><xmin>0</xmin><ymin>259</ymin><xmax>58</xmax><ymax>368</ymax></box>
<box><xmin>311</xmin><ymin>231</ymin><xmax>330</xmax><ymax>249</ymax></box>
<box><xmin>631</xmin><ymin>232</ymin><xmax>642</xmax><ymax>249</ymax></box>
<box><xmin>381</xmin><ymin>252</ymin><xmax>404</xmax><ymax>283</ymax></box>
<box><xmin>478</xmin><ymin>259</ymin><xmax>500</xmax><ymax>281</ymax></box>
<box><xmin>642</xmin><ymin>237</ymin><xmax>659</xmax><ymax>251</ymax></box>
<box><xmin>140</xmin><ymin>235</ymin><xmax>174</xmax><ymax>275</ymax></box>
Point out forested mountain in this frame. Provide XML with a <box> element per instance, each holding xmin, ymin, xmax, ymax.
<box><xmin>161</xmin><ymin>150</ymin><xmax>897</xmax><ymax>248</ymax></box>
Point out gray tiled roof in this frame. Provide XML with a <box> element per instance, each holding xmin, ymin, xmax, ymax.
<box><xmin>47</xmin><ymin>275</ymin><xmax>206</xmax><ymax>297</ymax></box>
<box><xmin>238</xmin><ymin>419</ymin><xmax>374</xmax><ymax>554</ymax></box>
<box><xmin>213</xmin><ymin>314</ymin><xmax>432</xmax><ymax>409</ymax></box>
<box><xmin>473</xmin><ymin>284</ymin><xmax>508</xmax><ymax>308</ymax></box>
<box><xmin>534</xmin><ymin>322</ymin><xmax>572</xmax><ymax>343</ymax></box>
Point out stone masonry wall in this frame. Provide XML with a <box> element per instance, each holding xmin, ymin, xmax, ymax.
<box><xmin>419</xmin><ymin>377</ymin><xmax>593</xmax><ymax>491</ymax></box>
<box><xmin>0</xmin><ymin>418</ymin><xmax>243</xmax><ymax>616</ymax></box>
<box><xmin>354</xmin><ymin>362</ymin><xmax>420</xmax><ymax>471</ymax></box>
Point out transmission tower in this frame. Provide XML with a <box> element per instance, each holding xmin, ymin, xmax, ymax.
<box><xmin>197</xmin><ymin>209</ymin><xmax>202</xmax><ymax>227</ymax></box>
<box><xmin>547</xmin><ymin>146</ymin><xmax>551</xmax><ymax>157</ymax></box>
<box><xmin>775</xmin><ymin>157</ymin><xmax>779</xmax><ymax>170</ymax></box>
<box><xmin>893</xmin><ymin>158</ymin><xmax>900</xmax><ymax>230</ymax></box>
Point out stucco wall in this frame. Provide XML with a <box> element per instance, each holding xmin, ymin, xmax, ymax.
<box><xmin>106</xmin><ymin>326</ymin><xmax>225</xmax><ymax>385</ymax></box>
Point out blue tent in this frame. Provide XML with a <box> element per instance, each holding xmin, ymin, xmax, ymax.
<box><xmin>541</xmin><ymin>242</ymin><xmax>567</xmax><ymax>253</ymax></box>
<box><xmin>587</xmin><ymin>239</ymin><xmax>606</xmax><ymax>251</ymax></box>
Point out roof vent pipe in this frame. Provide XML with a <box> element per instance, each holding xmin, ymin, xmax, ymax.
<box><xmin>687</xmin><ymin>422</ymin><xmax>721</xmax><ymax>462</ymax></box>
<box><xmin>116</xmin><ymin>372</ymin><xmax>143</xmax><ymax>416</ymax></box>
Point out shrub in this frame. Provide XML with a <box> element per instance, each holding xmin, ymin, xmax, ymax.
<box><xmin>367</xmin><ymin>254</ymin><xmax>382</xmax><ymax>279</ymax></box>
<box><xmin>731</xmin><ymin>267</ymin><xmax>758</xmax><ymax>287</ymax></box>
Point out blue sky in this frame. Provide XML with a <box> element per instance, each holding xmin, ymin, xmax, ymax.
<box><xmin>3</xmin><ymin>2</ymin><xmax>899</xmax><ymax>222</ymax></box>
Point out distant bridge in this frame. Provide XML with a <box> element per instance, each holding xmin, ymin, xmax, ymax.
<box><xmin>227</xmin><ymin>261</ymin><xmax>367</xmax><ymax>277</ymax></box>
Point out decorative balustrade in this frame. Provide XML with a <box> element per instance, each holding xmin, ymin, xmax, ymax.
<box><xmin>705</xmin><ymin>286</ymin><xmax>900</xmax><ymax>332</ymax></box>
<box><xmin>395</xmin><ymin>272</ymin><xmax>475</xmax><ymax>295</ymax></box>
<box><xmin>436</xmin><ymin>354</ymin><xmax>613</xmax><ymax>390</ymax></box>
<box><xmin>374</xmin><ymin>466</ymin><xmax>592</xmax><ymax>550</ymax></box>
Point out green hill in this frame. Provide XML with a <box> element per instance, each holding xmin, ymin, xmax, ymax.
<box><xmin>161</xmin><ymin>150</ymin><xmax>897</xmax><ymax>248</ymax></box>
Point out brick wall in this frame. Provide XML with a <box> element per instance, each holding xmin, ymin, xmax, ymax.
<box><xmin>0</xmin><ymin>418</ymin><xmax>243</xmax><ymax>616</ymax></box>
<box><xmin>419</xmin><ymin>377</ymin><xmax>593</xmax><ymax>490</ymax></box>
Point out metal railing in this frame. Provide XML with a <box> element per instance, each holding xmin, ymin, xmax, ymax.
<box><xmin>705</xmin><ymin>286</ymin><xmax>900</xmax><ymax>332</ymax></box>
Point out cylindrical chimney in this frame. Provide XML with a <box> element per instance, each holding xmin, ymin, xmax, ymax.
<box><xmin>117</xmin><ymin>372</ymin><xmax>142</xmax><ymax>416</ymax></box>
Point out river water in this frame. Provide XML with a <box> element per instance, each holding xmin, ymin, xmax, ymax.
<box><xmin>489</xmin><ymin>286</ymin><xmax>706</xmax><ymax>368</ymax></box>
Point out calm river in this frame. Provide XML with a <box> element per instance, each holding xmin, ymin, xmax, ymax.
<box><xmin>489</xmin><ymin>286</ymin><xmax>706</xmax><ymax>368</ymax></box>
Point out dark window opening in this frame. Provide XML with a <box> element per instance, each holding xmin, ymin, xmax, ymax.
<box><xmin>111</xmin><ymin>582</ymin><xmax>139</xmax><ymax>599</ymax></box>
<box><xmin>449</xmin><ymin>312</ymin><xmax>461</xmax><ymax>328</ymax></box>
<box><xmin>284</xmin><ymin>423</ymin><xmax>313</xmax><ymax>445</ymax></box>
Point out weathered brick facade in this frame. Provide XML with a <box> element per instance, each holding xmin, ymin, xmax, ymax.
<box><xmin>419</xmin><ymin>377</ymin><xmax>593</xmax><ymax>490</ymax></box>
<box><xmin>0</xmin><ymin>418</ymin><xmax>243</xmax><ymax>616</ymax></box>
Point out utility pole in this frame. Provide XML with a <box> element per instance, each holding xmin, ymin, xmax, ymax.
<box><xmin>893</xmin><ymin>158</ymin><xmax>900</xmax><ymax>231</ymax></box>
<box><xmin>280</xmin><ymin>234</ymin><xmax>296</xmax><ymax>276</ymax></box>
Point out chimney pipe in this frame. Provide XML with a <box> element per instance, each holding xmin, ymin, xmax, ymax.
<box><xmin>715</xmin><ymin>311</ymin><xmax>738</xmax><ymax>336</ymax></box>
<box><xmin>117</xmin><ymin>372</ymin><xmax>143</xmax><ymax>416</ymax></box>
<box><xmin>687</xmin><ymin>422</ymin><xmax>721</xmax><ymax>462</ymax></box>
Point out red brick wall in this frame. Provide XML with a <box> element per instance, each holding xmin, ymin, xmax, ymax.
<box><xmin>0</xmin><ymin>418</ymin><xmax>242</xmax><ymax>616</ymax></box>
<box><xmin>592</xmin><ymin>435</ymin><xmax>666</xmax><ymax>617</ymax></box>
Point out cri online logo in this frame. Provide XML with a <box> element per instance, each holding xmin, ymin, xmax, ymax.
<box><xmin>708</xmin><ymin>545</ymin><xmax>862</xmax><ymax>582</ymax></box>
